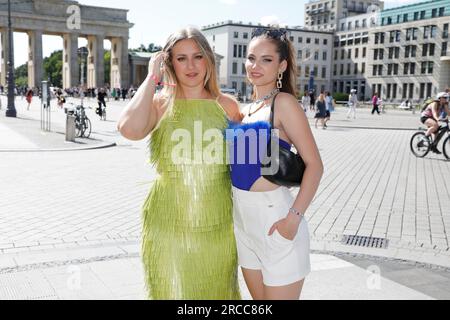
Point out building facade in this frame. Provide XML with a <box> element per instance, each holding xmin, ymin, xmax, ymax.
<box><xmin>367</xmin><ymin>0</ymin><xmax>450</xmax><ymax>103</ymax></box>
<box><xmin>305</xmin><ymin>0</ymin><xmax>384</xmax><ymax>31</ymax></box>
<box><xmin>202</xmin><ymin>21</ymin><xmax>334</xmax><ymax>98</ymax></box>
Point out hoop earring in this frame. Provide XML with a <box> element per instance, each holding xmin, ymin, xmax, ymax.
<box><xmin>277</xmin><ymin>72</ymin><xmax>283</xmax><ymax>89</ymax></box>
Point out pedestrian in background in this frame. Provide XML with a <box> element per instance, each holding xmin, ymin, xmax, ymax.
<box><xmin>347</xmin><ymin>89</ymin><xmax>358</xmax><ymax>119</ymax></box>
<box><xmin>372</xmin><ymin>92</ymin><xmax>381</xmax><ymax>115</ymax></box>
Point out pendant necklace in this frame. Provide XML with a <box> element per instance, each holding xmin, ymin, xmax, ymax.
<box><xmin>248</xmin><ymin>89</ymin><xmax>280</xmax><ymax>117</ymax></box>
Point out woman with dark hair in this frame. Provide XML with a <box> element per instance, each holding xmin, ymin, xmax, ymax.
<box><xmin>228</xmin><ymin>28</ymin><xmax>323</xmax><ymax>300</ymax></box>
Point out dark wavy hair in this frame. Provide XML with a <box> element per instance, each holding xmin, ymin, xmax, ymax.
<box><xmin>250</xmin><ymin>27</ymin><xmax>297</xmax><ymax>97</ymax></box>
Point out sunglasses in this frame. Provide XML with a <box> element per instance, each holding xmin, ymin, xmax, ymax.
<box><xmin>251</xmin><ymin>28</ymin><xmax>288</xmax><ymax>40</ymax></box>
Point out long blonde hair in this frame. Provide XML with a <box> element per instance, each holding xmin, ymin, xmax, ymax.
<box><xmin>159</xmin><ymin>27</ymin><xmax>220</xmax><ymax>116</ymax></box>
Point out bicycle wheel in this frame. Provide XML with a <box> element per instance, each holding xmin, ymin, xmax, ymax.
<box><xmin>443</xmin><ymin>136</ymin><xmax>450</xmax><ymax>160</ymax></box>
<box><xmin>410</xmin><ymin>132</ymin><xmax>431</xmax><ymax>158</ymax></box>
<box><xmin>83</xmin><ymin>118</ymin><xmax>92</xmax><ymax>138</ymax></box>
<box><xmin>75</xmin><ymin>120</ymin><xmax>82</xmax><ymax>137</ymax></box>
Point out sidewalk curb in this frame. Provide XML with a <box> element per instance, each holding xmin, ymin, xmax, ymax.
<box><xmin>0</xmin><ymin>142</ymin><xmax>117</xmax><ymax>153</ymax></box>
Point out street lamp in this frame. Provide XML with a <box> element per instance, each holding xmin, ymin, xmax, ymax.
<box><xmin>5</xmin><ymin>0</ymin><xmax>16</xmax><ymax>117</ymax></box>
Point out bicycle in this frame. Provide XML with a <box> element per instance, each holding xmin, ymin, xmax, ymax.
<box><xmin>96</xmin><ymin>102</ymin><xmax>107</xmax><ymax>121</ymax></box>
<box><xmin>410</xmin><ymin>119</ymin><xmax>450</xmax><ymax>160</ymax></box>
<box><xmin>67</xmin><ymin>103</ymin><xmax>92</xmax><ymax>138</ymax></box>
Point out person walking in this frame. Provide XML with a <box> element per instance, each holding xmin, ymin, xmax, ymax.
<box><xmin>301</xmin><ymin>92</ymin><xmax>310</xmax><ymax>115</ymax></box>
<box><xmin>26</xmin><ymin>88</ymin><xmax>33</xmax><ymax>111</ymax></box>
<box><xmin>347</xmin><ymin>89</ymin><xmax>358</xmax><ymax>119</ymax></box>
<box><xmin>372</xmin><ymin>92</ymin><xmax>381</xmax><ymax>115</ymax></box>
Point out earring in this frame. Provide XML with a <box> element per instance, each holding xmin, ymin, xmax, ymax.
<box><xmin>277</xmin><ymin>72</ymin><xmax>283</xmax><ymax>89</ymax></box>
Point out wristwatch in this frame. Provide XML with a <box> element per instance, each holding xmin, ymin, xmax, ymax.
<box><xmin>289</xmin><ymin>207</ymin><xmax>305</xmax><ymax>219</ymax></box>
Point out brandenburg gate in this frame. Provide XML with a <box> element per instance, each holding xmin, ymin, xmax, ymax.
<box><xmin>0</xmin><ymin>0</ymin><xmax>133</xmax><ymax>89</ymax></box>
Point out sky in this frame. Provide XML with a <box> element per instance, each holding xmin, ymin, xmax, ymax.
<box><xmin>10</xmin><ymin>0</ymin><xmax>423</xmax><ymax>66</ymax></box>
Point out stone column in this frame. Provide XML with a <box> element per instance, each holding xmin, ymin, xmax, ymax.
<box><xmin>87</xmin><ymin>35</ymin><xmax>105</xmax><ymax>88</ymax></box>
<box><xmin>27</xmin><ymin>30</ymin><xmax>43</xmax><ymax>89</ymax></box>
<box><xmin>62</xmin><ymin>34</ymin><xmax>79</xmax><ymax>89</ymax></box>
<box><xmin>110</xmin><ymin>36</ymin><xmax>130</xmax><ymax>89</ymax></box>
<box><xmin>0</xmin><ymin>29</ymin><xmax>9</xmax><ymax>87</ymax></box>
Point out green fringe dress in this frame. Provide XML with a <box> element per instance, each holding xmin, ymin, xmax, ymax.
<box><xmin>142</xmin><ymin>99</ymin><xmax>241</xmax><ymax>300</ymax></box>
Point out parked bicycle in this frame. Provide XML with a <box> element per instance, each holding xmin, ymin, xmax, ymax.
<box><xmin>66</xmin><ymin>103</ymin><xmax>92</xmax><ymax>139</ymax></box>
<box><xmin>410</xmin><ymin>119</ymin><xmax>450</xmax><ymax>160</ymax></box>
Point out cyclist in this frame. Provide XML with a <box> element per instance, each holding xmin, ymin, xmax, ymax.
<box><xmin>420</xmin><ymin>92</ymin><xmax>450</xmax><ymax>154</ymax></box>
<box><xmin>96</xmin><ymin>87</ymin><xmax>107</xmax><ymax>120</ymax></box>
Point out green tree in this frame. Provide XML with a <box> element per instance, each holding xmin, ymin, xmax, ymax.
<box><xmin>43</xmin><ymin>50</ymin><xmax>63</xmax><ymax>87</ymax></box>
<box><xmin>104</xmin><ymin>50</ymin><xmax>111</xmax><ymax>85</ymax></box>
<box><xmin>15</xmin><ymin>63</ymin><xmax>28</xmax><ymax>87</ymax></box>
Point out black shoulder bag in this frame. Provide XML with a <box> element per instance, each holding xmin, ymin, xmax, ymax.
<box><xmin>261</xmin><ymin>93</ymin><xmax>306</xmax><ymax>187</ymax></box>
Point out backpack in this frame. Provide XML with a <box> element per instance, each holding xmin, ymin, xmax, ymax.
<box><xmin>421</xmin><ymin>98</ymin><xmax>434</xmax><ymax>112</ymax></box>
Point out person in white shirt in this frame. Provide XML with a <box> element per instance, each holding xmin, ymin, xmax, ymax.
<box><xmin>301</xmin><ymin>92</ymin><xmax>310</xmax><ymax>114</ymax></box>
<box><xmin>347</xmin><ymin>89</ymin><xmax>358</xmax><ymax>119</ymax></box>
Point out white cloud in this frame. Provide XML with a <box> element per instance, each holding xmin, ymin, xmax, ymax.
<box><xmin>219</xmin><ymin>0</ymin><xmax>237</xmax><ymax>5</ymax></box>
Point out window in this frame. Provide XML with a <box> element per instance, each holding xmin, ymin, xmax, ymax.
<box><xmin>355</xmin><ymin>37</ymin><xmax>361</xmax><ymax>45</ymax></box>
<box><xmin>347</xmin><ymin>63</ymin><xmax>351</xmax><ymax>75</ymax></box>
<box><xmin>333</xmin><ymin>64</ymin><xmax>337</xmax><ymax>76</ymax></box>
<box><xmin>395</xmin><ymin>47</ymin><xmax>400</xmax><ymax>59</ymax></box>
<box><xmin>363</xmin><ymin>19</ymin><xmax>367</xmax><ymax>28</ymax></box>
<box><xmin>410</xmin><ymin>63</ymin><xmax>415</xmax><ymax>75</ymax></box>
<box><xmin>409</xmin><ymin>84</ymin><xmax>414</xmax><ymax>99</ymax></box>
<box><xmin>439</xmin><ymin>7</ymin><xmax>445</xmax><ymax>17</ymax></box>
<box><xmin>405</xmin><ymin>46</ymin><xmax>410</xmax><ymax>58</ymax></box>
<box><xmin>299</xmin><ymin>37</ymin><xmax>303</xmax><ymax>43</ymax></box>
<box><xmin>242</xmin><ymin>63</ymin><xmax>246</xmax><ymax>75</ymax></box>
<box><xmin>306</xmin><ymin>38</ymin><xmax>311</xmax><ymax>44</ymax></box>
<box><xmin>414</xmin><ymin>12</ymin><xmax>419</xmax><ymax>20</ymax></box>
<box><xmin>355</xmin><ymin>20</ymin><xmax>360</xmax><ymax>29</ymax></box>
<box><xmin>387</xmin><ymin>17</ymin><xmax>392</xmax><ymax>25</ymax></box>
<box><xmin>289</xmin><ymin>36</ymin><xmax>294</xmax><ymax>42</ymax></box>
<box><xmin>232</xmin><ymin>81</ymin><xmax>237</xmax><ymax>90</ymax></box>
<box><xmin>392</xmin><ymin>84</ymin><xmax>397</xmax><ymax>99</ymax></box>
<box><xmin>432</xmin><ymin>8</ymin><xmax>437</xmax><ymax>18</ymax></box>
<box><xmin>306</xmin><ymin>50</ymin><xmax>311</xmax><ymax>59</ymax></box>
<box><xmin>394</xmin><ymin>64</ymin><xmax>399</xmax><ymax>75</ymax></box>
<box><xmin>298</xmin><ymin>50</ymin><xmax>303</xmax><ymax>59</ymax></box>
<box><xmin>232</xmin><ymin>62</ymin><xmax>238</xmax><ymax>74</ymax></box>
<box><xmin>314</xmin><ymin>51</ymin><xmax>319</xmax><ymax>60</ymax></box>
<box><xmin>421</xmin><ymin>61</ymin><xmax>427</xmax><ymax>74</ymax></box>
<box><xmin>355</xmin><ymin>48</ymin><xmax>359</xmax><ymax>58</ymax></box>
<box><xmin>379</xmin><ymin>49</ymin><xmax>384</xmax><ymax>60</ymax></box>
<box><xmin>348</xmin><ymin>22</ymin><xmax>352</xmax><ymax>30</ymax></box>
<box><xmin>323</xmin><ymin>39</ymin><xmax>328</xmax><ymax>45</ymax></box>
<box><xmin>363</xmin><ymin>47</ymin><xmax>366</xmax><ymax>58</ymax></box>
<box><xmin>406</xmin><ymin>28</ymin><xmax>412</xmax><ymax>41</ymax></box>
<box><xmin>431</xmin><ymin>25</ymin><xmax>437</xmax><ymax>38</ymax></box>
<box><xmin>238</xmin><ymin>45</ymin><xmax>242</xmax><ymax>58</ymax></box>
<box><xmin>429</xmin><ymin>43</ymin><xmax>435</xmax><ymax>56</ymax></box>
<box><xmin>404</xmin><ymin>63</ymin><xmax>409</xmax><ymax>75</ymax></box>
<box><xmin>378</xmin><ymin>65</ymin><xmax>383</xmax><ymax>76</ymax></box>
<box><xmin>374</xmin><ymin>49</ymin><xmax>378</xmax><ymax>60</ymax></box>
<box><xmin>387</xmin><ymin>64</ymin><xmax>393</xmax><ymax>75</ymax></box>
<box><xmin>420</xmin><ymin>10</ymin><xmax>425</xmax><ymax>19</ymax></box>
<box><xmin>427</xmin><ymin>83</ymin><xmax>432</xmax><ymax>99</ymax></box>
<box><xmin>314</xmin><ymin>66</ymin><xmax>318</xmax><ymax>77</ymax></box>
<box><xmin>395</xmin><ymin>30</ymin><xmax>400</xmax><ymax>42</ymax></box>
<box><xmin>348</xmin><ymin>49</ymin><xmax>352</xmax><ymax>59</ymax></box>
<box><xmin>323</xmin><ymin>51</ymin><xmax>327</xmax><ymax>61</ymax></box>
<box><xmin>388</xmin><ymin>47</ymin><xmax>394</xmax><ymax>59</ymax></box>
<box><xmin>322</xmin><ymin>67</ymin><xmax>326</xmax><ymax>79</ymax></box>
<box><xmin>233</xmin><ymin>45</ymin><xmax>237</xmax><ymax>58</ymax></box>
<box><xmin>297</xmin><ymin>66</ymin><xmax>302</xmax><ymax>77</ymax></box>
<box><xmin>413</xmin><ymin>28</ymin><xmax>418</xmax><ymax>40</ymax></box>
<box><xmin>420</xmin><ymin>83</ymin><xmax>425</xmax><ymax>99</ymax></box>
<box><xmin>444</xmin><ymin>24</ymin><xmax>449</xmax><ymax>39</ymax></box>
<box><xmin>315</xmin><ymin>38</ymin><xmax>319</xmax><ymax>45</ymax></box>
<box><xmin>422</xmin><ymin>44</ymin><xmax>428</xmax><ymax>56</ymax></box>
<box><xmin>428</xmin><ymin>61</ymin><xmax>434</xmax><ymax>74</ymax></box>
<box><xmin>442</xmin><ymin>42</ymin><xmax>448</xmax><ymax>56</ymax></box>
<box><xmin>341</xmin><ymin>49</ymin><xmax>345</xmax><ymax>60</ymax></box>
<box><xmin>243</xmin><ymin>45</ymin><xmax>247</xmax><ymax>58</ymax></box>
<box><xmin>341</xmin><ymin>23</ymin><xmax>345</xmax><ymax>31</ymax></box>
<box><xmin>387</xmin><ymin>84</ymin><xmax>391</xmax><ymax>99</ymax></box>
<box><xmin>412</xmin><ymin>45</ymin><xmax>417</xmax><ymax>57</ymax></box>
<box><xmin>403</xmin><ymin>14</ymin><xmax>408</xmax><ymax>22</ymax></box>
<box><xmin>234</xmin><ymin>32</ymin><xmax>239</xmax><ymax>38</ymax></box>
<box><xmin>397</xmin><ymin>15</ymin><xmax>401</xmax><ymax>24</ymax></box>
<box><xmin>354</xmin><ymin>63</ymin><xmax>358</xmax><ymax>74</ymax></box>
<box><xmin>305</xmin><ymin>66</ymin><xmax>310</xmax><ymax>78</ymax></box>
<box><xmin>402</xmin><ymin>83</ymin><xmax>408</xmax><ymax>99</ymax></box>
<box><xmin>340</xmin><ymin>64</ymin><xmax>344</xmax><ymax>75</ymax></box>
<box><xmin>334</xmin><ymin>50</ymin><xmax>338</xmax><ymax>60</ymax></box>
<box><xmin>243</xmin><ymin>32</ymin><xmax>248</xmax><ymax>39</ymax></box>
<box><xmin>372</xmin><ymin>65</ymin><xmax>377</xmax><ymax>76</ymax></box>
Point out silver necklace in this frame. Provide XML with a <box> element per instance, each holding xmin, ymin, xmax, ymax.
<box><xmin>249</xmin><ymin>89</ymin><xmax>279</xmax><ymax>117</ymax></box>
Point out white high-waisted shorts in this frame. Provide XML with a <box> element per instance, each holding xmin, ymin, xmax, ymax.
<box><xmin>232</xmin><ymin>186</ymin><xmax>311</xmax><ymax>287</ymax></box>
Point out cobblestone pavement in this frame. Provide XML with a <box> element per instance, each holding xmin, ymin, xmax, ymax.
<box><xmin>1</xmin><ymin>96</ymin><xmax>450</xmax><ymax>299</ymax></box>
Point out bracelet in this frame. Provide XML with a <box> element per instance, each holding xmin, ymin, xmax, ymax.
<box><xmin>289</xmin><ymin>207</ymin><xmax>305</xmax><ymax>219</ymax></box>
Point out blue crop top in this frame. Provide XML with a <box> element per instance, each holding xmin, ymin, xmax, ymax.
<box><xmin>227</xmin><ymin>120</ymin><xmax>292</xmax><ymax>191</ymax></box>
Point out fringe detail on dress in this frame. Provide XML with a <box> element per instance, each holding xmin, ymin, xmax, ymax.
<box><xmin>142</xmin><ymin>100</ymin><xmax>241</xmax><ymax>300</ymax></box>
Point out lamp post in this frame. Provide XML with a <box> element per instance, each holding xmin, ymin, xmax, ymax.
<box><xmin>5</xmin><ymin>0</ymin><xmax>16</xmax><ymax>117</ymax></box>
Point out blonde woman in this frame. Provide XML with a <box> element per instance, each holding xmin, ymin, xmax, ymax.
<box><xmin>117</xmin><ymin>27</ymin><xmax>242</xmax><ymax>300</ymax></box>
